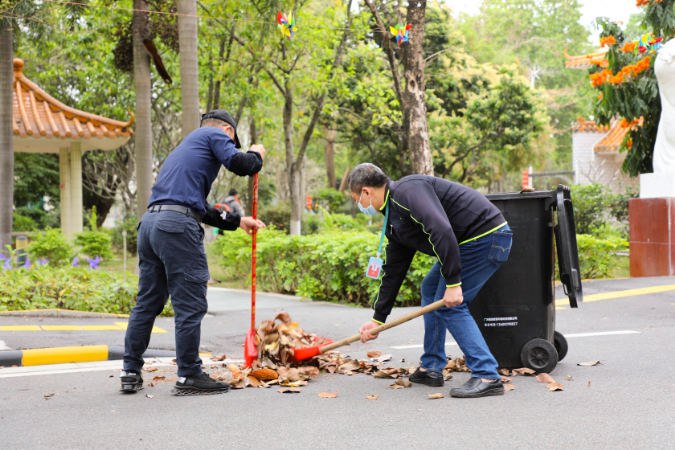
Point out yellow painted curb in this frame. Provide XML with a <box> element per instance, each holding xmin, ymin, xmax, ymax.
<box><xmin>0</xmin><ymin>325</ymin><xmax>41</xmax><ymax>331</ymax></box>
<box><xmin>555</xmin><ymin>284</ymin><xmax>675</xmax><ymax>305</ymax></box>
<box><xmin>0</xmin><ymin>309</ymin><xmax>130</xmax><ymax>318</ymax></box>
<box><xmin>22</xmin><ymin>345</ymin><xmax>109</xmax><ymax>366</ymax></box>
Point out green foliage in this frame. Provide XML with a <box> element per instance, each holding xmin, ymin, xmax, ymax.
<box><xmin>214</xmin><ymin>228</ymin><xmax>434</xmax><ymax>307</ymax></box>
<box><xmin>576</xmin><ymin>234</ymin><xmax>629</xmax><ymax>279</ymax></box>
<box><xmin>74</xmin><ymin>207</ymin><xmax>113</xmax><ymax>260</ymax></box>
<box><xmin>0</xmin><ymin>265</ymin><xmax>173</xmax><ymax>316</ymax></box>
<box><xmin>111</xmin><ymin>217</ymin><xmax>139</xmax><ymax>256</ymax></box>
<box><xmin>315</xmin><ymin>187</ymin><xmax>347</xmax><ymax>212</ymax></box>
<box><xmin>590</xmin><ymin>5</ymin><xmax>674</xmax><ymax>176</ymax></box>
<box><xmin>13</xmin><ymin>153</ymin><xmax>60</xmax><ymax>209</ymax></box>
<box><xmin>571</xmin><ymin>183</ymin><xmax>636</xmax><ymax>237</ymax></box>
<box><xmin>27</xmin><ymin>228</ymin><xmax>73</xmax><ymax>266</ymax></box>
<box><xmin>12</xmin><ymin>213</ymin><xmax>38</xmax><ymax>232</ymax></box>
<box><xmin>14</xmin><ymin>206</ymin><xmax>59</xmax><ymax>230</ymax></box>
<box><xmin>259</xmin><ymin>204</ymin><xmax>292</xmax><ymax>234</ymax></box>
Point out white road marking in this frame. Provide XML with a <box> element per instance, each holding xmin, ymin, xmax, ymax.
<box><xmin>389</xmin><ymin>330</ymin><xmax>640</xmax><ymax>350</ymax></box>
<box><xmin>0</xmin><ymin>340</ymin><xmax>10</xmax><ymax>351</ymax></box>
<box><xmin>563</xmin><ymin>330</ymin><xmax>641</xmax><ymax>338</ymax></box>
<box><xmin>0</xmin><ymin>356</ymin><xmax>244</xmax><ymax>379</ymax></box>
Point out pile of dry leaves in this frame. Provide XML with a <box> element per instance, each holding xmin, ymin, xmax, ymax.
<box><xmin>212</xmin><ymin>312</ymin><xmax>473</xmax><ymax>391</ymax></box>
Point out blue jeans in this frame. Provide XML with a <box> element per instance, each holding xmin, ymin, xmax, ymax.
<box><xmin>124</xmin><ymin>210</ymin><xmax>210</xmax><ymax>377</ymax></box>
<box><xmin>420</xmin><ymin>225</ymin><xmax>512</xmax><ymax>379</ymax></box>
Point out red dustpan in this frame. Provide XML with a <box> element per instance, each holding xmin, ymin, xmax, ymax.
<box><xmin>244</xmin><ymin>174</ymin><xmax>259</xmax><ymax>368</ymax></box>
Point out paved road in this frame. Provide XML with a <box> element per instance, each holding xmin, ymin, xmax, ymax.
<box><xmin>1</xmin><ymin>277</ymin><xmax>674</xmax><ymax>449</ymax></box>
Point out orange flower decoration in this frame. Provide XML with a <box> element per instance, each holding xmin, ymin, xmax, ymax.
<box><xmin>626</xmin><ymin>137</ymin><xmax>633</xmax><ymax>148</ymax></box>
<box><xmin>598</xmin><ymin>93</ymin><xmax>603</xmax><ymax>100</ymax></box>
<box><xmin>622</xmin><ymin>42</ymin><xmax>636</xmax><ymax>53</ymax></box>
<box><xmin>600</xmin><ymin>36</ymin><xmax>616</xmax><ymax>47</ymax></box>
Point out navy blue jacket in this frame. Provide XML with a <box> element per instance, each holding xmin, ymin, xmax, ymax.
<box><xmin>372</xmin><ymin>176</ymin><xmax>506</xmax><ymax>323</ymax></box>
<box><xmin>149</xmin><ymin>126</ymin><xmax>262</xmax><ymax>219</ymax></box>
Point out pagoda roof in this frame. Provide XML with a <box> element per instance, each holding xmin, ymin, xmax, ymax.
<box><xmin>572</xmin><ymin>116</ymin><xmax>643</xmax><ymax>154</ymax></box>
<box><xmin>564</xmin><ymin>48</ymin><xmax>608</xmax><ymax>70</ymax></box>
<box><xmin>12</xmin><ymin>58</ymin><xmax>134</xmax><ymax>154</ymax></box>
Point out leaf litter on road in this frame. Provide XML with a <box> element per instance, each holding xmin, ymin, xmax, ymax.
<box><xmin>366</xmin><ymin>395</ymin><xmax>379</xmax><ymax>400</ymax></box>
<box><xmin>318</xmin><ymin>391</ymin><xmax>338</xmax><ymax>398</ymax></box>
<box><xmin>577</xmin><ymin>361</ymin><xmax>601</xmax><ymax>366</ymax></box>
<box><xmin>504</xmin><ymin>383</ymin><xmax>515</xmax><ymax>391</ymax></box>
<box><xmin>428</xmin><ymin>393</ymin><xmax>444</xmax><ymax>399</ymax></box>
<box><xmin>547</xmin><ymin>382</ymin><xmax>564</xmax><ymax>391</ymax></box>
<box><xmin>536</xmin><ymin>373</ymin><xmax>555</xmax><ymax>384</ymax></box>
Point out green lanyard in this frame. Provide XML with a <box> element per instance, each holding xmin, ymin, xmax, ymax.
<box><xmin>376</xmin><ymin>204</ymin><xmax>389</xmax><ymax>259</ymax></box>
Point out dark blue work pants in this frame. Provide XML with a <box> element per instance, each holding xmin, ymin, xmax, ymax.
<box><xmin>123</xmin><ymin>210</ymin><xmax>210</xmax><ymax>377</ymax></box>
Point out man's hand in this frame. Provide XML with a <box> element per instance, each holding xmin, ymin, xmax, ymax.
<box><xmin>443</xmin><ymin>285</ymin><xmax>463</xmax><ymax>308</ymax></box>
<box><xmin>359</xmin><ymin>321</ymin><xmax>380</xmax><ymax>343</ymax></box>
<box><xmin>239</xmin><ymin>217</ymin><xmax>266</xmax><ymax>235</ymax></box>
<box><xmin>250</xmin><ymin>144</ymin><xmax>266</xmax><ymax>160</ymax></box>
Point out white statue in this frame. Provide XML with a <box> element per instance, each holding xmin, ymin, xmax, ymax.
<box><xmin>654</xmin><ymin>39</ymin><xmax>675</xmax><ymax>173</ymax></box>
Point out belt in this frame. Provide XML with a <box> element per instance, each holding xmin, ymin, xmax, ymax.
<box><xmin>148</xmin><ymin>204</ymin><xmax>201</xmax><ymax>223</ymax></box>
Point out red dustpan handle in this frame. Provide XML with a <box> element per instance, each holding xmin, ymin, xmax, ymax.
<box><xmin>251</xmin><ymin>173</ymin><xmax>258</xmax><ymax>329</ymax></box>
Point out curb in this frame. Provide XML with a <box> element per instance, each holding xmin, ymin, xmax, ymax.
<box><xmin>0</xmin><ymin>309</ymin><xmax>130</xmax><ymax>318</ymax></box>
<box><xmin>0</xmin><ymin>345</ymin><xmax>175</xmax><ymax>368</ymax></box>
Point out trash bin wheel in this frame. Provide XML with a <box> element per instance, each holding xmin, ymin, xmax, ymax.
<box><xmin>554</xmin><ymin>331</ymin><xmax>568</xmax><ymax>362</ymax></box>
<box><xmin>520</xmin><ymin>339</ymin><xmax>558</xmax><ymax>374</ymax></box>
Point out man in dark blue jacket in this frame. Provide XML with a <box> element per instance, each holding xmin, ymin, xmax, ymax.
<box><xmin>121</xmin><ymin>110</ymin><xmax>265</xmax><ymax>395</ymax></box>
<box><xmin>351</xmin><ymin>163</ymin><xmax>513</xmax><ymax>398</ymax></box>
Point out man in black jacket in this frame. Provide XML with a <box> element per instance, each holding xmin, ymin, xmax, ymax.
<box><xmin>351</xmin><ymin>163</ymin><xmax>513</xmax><ymax>398</ymax></box>
<box><xmin>120</xmin><ymin>110</ymin><xmax>265</xmax><ymax>395</ymax></box>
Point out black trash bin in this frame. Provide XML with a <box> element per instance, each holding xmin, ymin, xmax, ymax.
<box><xmin>469</xmin><ymin>185</ymin><xmax>582</xmax><ymax>373</ymax></box>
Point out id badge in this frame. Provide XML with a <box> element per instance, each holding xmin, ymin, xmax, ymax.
<box><xmin>365</xmin><ymin>256</ymin><xmax>384</xmax><ymax>280</ymax></box>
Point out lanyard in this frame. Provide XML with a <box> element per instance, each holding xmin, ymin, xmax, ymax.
<box><xmin>376</xmin><ymin>203</ymin><xmax>389</xmax><ymax>259</ymax></box>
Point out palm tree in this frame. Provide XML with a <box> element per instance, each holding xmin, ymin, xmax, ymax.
<box><xmin>0</xmin><ymin>27</ymin><xmax>14</xmax><ymax>256</ymax></box>
<box><xmin>177</xmin><ymin>0</ymin><xmax>200</xmax><ymax>137</ymax></box>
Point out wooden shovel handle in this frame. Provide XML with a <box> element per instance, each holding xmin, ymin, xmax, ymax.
<box><xmin>319</xmin><ymin>299</ymin><xmax>446</xmax><ymax>354</ymax></box>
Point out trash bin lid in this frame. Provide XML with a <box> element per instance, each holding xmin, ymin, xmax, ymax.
<box><xmin>554</xmin><ymin>185</ymin><xmax>583</xmax><ymax>308</ymax></box>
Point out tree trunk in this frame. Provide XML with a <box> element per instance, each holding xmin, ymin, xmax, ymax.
<box><xmin>283</xmin><ymin>82</ymin><xmax>301</xmax><ymax>236</ymax></box>
<box><xmin>0</xmin><ymin>30</ymin><xmax>14</xmax><ymax>256</ymax></box>
<box><xmin>324</xmin><ymin>125</ymin><xmax>336</xmax><ymax>189</ymax></box>
<box><xmin>213</xmin><ymin>38</ymin><xmax>226</xmax><ymax>110</ymax></box>
<box><xmin>402</xmin><ymin>3</ymin><xmax>432</xmax><ymax>175</ymax></box>
<box><xmin>178</xmin><ymin>0</ymin><xmax>200</xmax><ymax>138</ymax></box>
<box><xmin>133</xmin><ymin>0</ymin><xmax>154</xmax><ymax>221</ymax></box>
<box><xmin>246</xmin><ymin>118</ymin><xmax>256</xmax><ymax>216</ymax></box>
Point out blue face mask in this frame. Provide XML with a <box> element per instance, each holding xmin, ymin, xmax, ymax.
<box><xmin>358</xmin><ymin>191</ymin><xmax>379</xmax><ymax>216</ymax></box>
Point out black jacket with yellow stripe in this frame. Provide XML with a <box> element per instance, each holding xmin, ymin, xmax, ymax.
<box><xmin>372</xmin><ymin>175</ymin><xmax>506</xmax><ymax>323</ymax></box>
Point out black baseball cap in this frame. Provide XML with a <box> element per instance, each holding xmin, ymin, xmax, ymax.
<box><xmin>200</xmin><ymin>109</ymin><xmax>241</xmax><ymax>148</ymax></box>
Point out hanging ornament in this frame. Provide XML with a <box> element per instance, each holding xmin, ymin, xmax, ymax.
<box><xmin>276</xmin><ymin>11</ymin><xmax>297</xmax><ymax>40</ymax></box>
<box><xmin>390</xmin><ymin>23</ymin><xmax>412</xmax><ymax>45</ymax></box>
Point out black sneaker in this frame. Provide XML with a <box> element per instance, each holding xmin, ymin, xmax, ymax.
<box><xmin>409</xmin><ymin>368</ymin><xmax>444</xmax><ymax>387</ymax></box>
<box><xmin>450</xmin><ymin>377</ymin><xmax>504</xmax><ymax>398</ymax></box>
<box><xmin>174</xmin><ymin>373</ymin><xmax>230</xmax><ymax>394</ymax></box>
<box><xmin>120</xmin><ymin>371</ymin><xmax>144</xmax><ymax>393</ymax></box>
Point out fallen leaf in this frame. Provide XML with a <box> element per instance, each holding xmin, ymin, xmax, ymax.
<box><xmin>428</xmin><ymin>393</ymin><xmax>444</xmax><ymax>399</ymax></box>
<box><xmin>318</xmin><ymin>391</ymin><xmax>338</xmax><ymax>398</ymax></box>
<box><xmin>146</xmin><ymin>394</ymin><xmax>154</xmax><ymax>398</ymax></box>
<box><xmin>373</xmin><ymin>354</ymin><xmax>392</xmax><ymax>363</ymax></box>
<box><xmin>394</xmin><ymin>378</ymin><xmax>412</xmax><ymax>388</ymax></box>
<box><xmin>504</xmin><ymin>383</ymin><xmax>515</xmax><ymax>391</ymax></box>
<box><xmin>277</xmin><ymin>388</ymin><xmax>302</xmax><ymax>394</ymax></box>
<box><xmin>144</xmin><ymin>367</ymin><xmax>158</xmax><ymax>372</ymax></box>
<box><xmin>367</xmin><ymin>351</ymin><xmax>382</xmax><ymax>358</ymax></box>
<box><xmin>536</xmin><ymin>373</ymin><xmax>555</xmax><ymax>384</ymax></box>
<box><xmin>109</xmin><ymin>375</ymin><xmax>113</xmax><ymax>378</ymax></box>
<box><xmin>44</xmin><ymin>393</ymin><xmax>55</xmax><ymax>398</ymax></box>
<box><xmin>250</xmin><ymin>368</ymin><xmax>278</xmax><ymax>381</ymax></box>
<box><xmin>577</xmin><ymin>361</ymin><xmax>601</xmax><ymax>366</ymax></box>
<box><xmin>228</xmin><ymin>364</ymin><xmax>241</xmax><ymax>374</ymax></box>
<box><xmin>513</xmin><ymin>367</ymin><xmax>537</xmax><ymax>376</ymax></box>
<box><xmin>274</xmin><ymin>311</ymin><xmax>292</xmax><ymax>324</ymax></box>
<box><xmin>390</xmin><ymin>384</ymin><xmax>405</xmax><ymax>389</ymax></box>
<box><xmin>547</xmin><ymin>382</ymin><xmax>564</xmax><ymax>391</ymax></box>
<box><xmin>566</xmin><ymin>376</ymin><xmax>573</xmax><ymax>381</ymax></box>
<box><xmin>211</xmin><ymin>354</ymin><xmax>227</xmax><ymax>361</ymax></box>
<box><xmin>366</xmin><ymin>395</ymin><xmax>379</xmax><ymax>400</ymax></box>
<box><xmin>247</xmin><ymin>376</ymin><xmax>262</xmax><ymax>387</ymax></box>
<box><xmin>148</xmin><ymin>375</ymin><xmax>166</xmax><ymax>387</ymax></box>
<box><xmin>587</xmin><ymin>381</ymin><xmax>591</xmax><ymax>387</ymax></box>
<box><xmin>499</xmin><ymin>368</ymin><xmax>510</xmax><ymax>376</ymax></box>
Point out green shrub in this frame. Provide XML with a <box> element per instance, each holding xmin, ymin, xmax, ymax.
<box><xmin>576</xmin><ymin>234</ymin><xmax>629</xmax><ymax>279</ymax></box>
<box><xmin>214</xmin><ymin>228</ymin><xmax>435</xmax><ymax>306</ymax></box>
<box><xmin>259</xmin><ymin>204</ymin><xmax>291</xmax><ymax>233</ymax></box>
<box><xmin>315</xmin><ymin>187</ymin><xmax>347</xmax><ymax>212</ymax></box>
<box><xmin>14</xmin><ymin>206</ymin><xmax>60</xmax><ymax>229</ymax></box>
<box><xmin>74</xmin><ymin>206</ymin><xmax>113</xmax><ymax>260</ymax></box>
<box><xmin>27</xmin><ymin>228</ymin><xmax>73</xmax><ymax>266</ymax></box>
<box><xmin>12</xmin><ymin>213</ymin><xmax>37</xmax><ymax>231</ymax></box>
<box><xmin>111</xmin><ymin>217</ymin><xmax>139</xmax><ymax>256</ymax></box>
<box><xmin>0</xmin><ymin>265</ymin><xmax>173</xmax><ymax>316</ymax></box>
